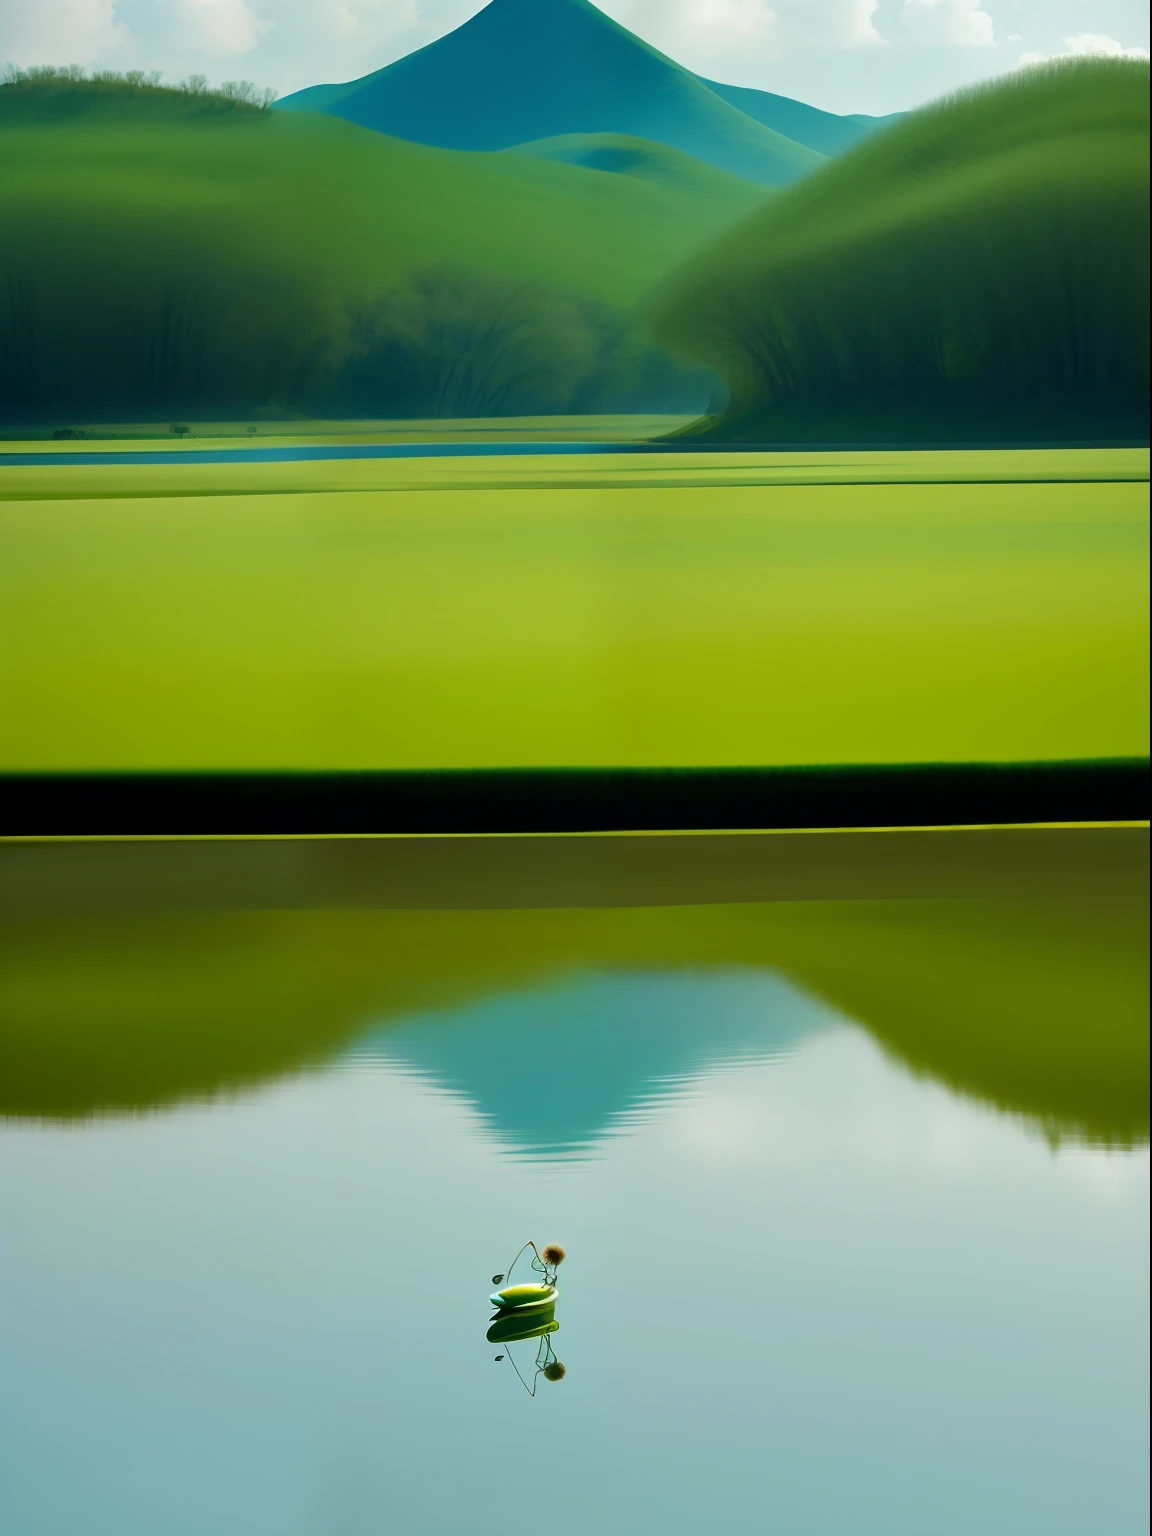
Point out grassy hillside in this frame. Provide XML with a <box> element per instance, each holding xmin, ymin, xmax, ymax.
<box><xmin>279</xmin><ymin>0</ymin><xmax>824</xmax><ymax>187</ymax></box>
<box><xmin>699</xmin><ymin>78</ymin><xmax>900</xmax><ymax>156</ymax></box>
<box><xmin>0</xmin><ymin>76</ymin><xmax>761</xmax><ymax>421</ymax></box>
<box><xmin>655</xmin><ymin>60</ymin><xmax>1150</xmax><ymax>443</ymax></box>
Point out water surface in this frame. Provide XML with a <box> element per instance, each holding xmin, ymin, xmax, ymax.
<box><xmin>0</xmin><ymin>442</ymin><xmax>650</xmax><ymax>467</ymax></box>
<box><xmin>1</xmin><ymin>960</ymin><xmax>1147</xmax><ymax>1535</ymax></box>
<box><xmin>1</xmin><ymin>831</ymin><xmax>1147</xmax><ymax>1532</ymax></box>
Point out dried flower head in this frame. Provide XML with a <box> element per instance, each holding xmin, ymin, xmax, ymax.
<box><xmin>543</xmin><ymin>1361</ymin><xmax>567</xmax><ymax>1382</ymax></box>
<box><xmin>541</xmin><ymin>1245</ymin><xmax>566</xmax><ymax>1267</ymax></box>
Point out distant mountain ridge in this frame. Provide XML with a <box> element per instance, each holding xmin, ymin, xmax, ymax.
<box><xmin>279</xmin><ymin>0</ymin><xmax>892</xmax><ymax>186</ymax></box>
<box><xmin>699</xmin><ymin>78</ymin><xmax>902</xmax><ymax>158</ymax></box>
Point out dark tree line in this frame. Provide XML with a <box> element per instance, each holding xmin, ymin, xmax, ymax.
<box><xmin>0</xmin><ymin>255</ymin><xmax>711</xmax><ymax>422</ymax></box>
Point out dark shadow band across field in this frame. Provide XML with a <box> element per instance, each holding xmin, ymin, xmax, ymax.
<box><xmin>0</xmin><ymin>826</ymin><xmax>1146</xmax><ymax>1145</ymax></box>
<box><xmin>2</xmin><ymin>760</ymin><xmax>1148</xmax><ymax>839</ymax></box>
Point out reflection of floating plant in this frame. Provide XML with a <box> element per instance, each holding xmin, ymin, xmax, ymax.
<box><xmin>501</xmin><ymin>1331</ymin><xmax>565</xmax><ymax>1396</ymax></box>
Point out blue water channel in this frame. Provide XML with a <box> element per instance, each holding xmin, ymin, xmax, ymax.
<box><xmin>1</xmin><ymin>442</ymin><xmax>689</xmax><ymax>467</ymax></box>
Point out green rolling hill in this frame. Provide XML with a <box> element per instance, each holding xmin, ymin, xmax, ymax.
<box><xmin>279</xmin><ymin>0</ymin><xmax>826</xmax><ymax>186</ymax></box>
<box><xmin>0</xmin><ymin>74</ymin><xmax>765</xmax><ymax>421</ymax></box>
<box><xmin>656</xmin><ymin>59</ymin><xmax>1150</xmax><ymax>443</ymax></box>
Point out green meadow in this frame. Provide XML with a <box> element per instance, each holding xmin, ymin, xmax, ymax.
<box><xmin>1</xmin><ymin>449</ymin><xmax>1146</xmax><ymax>772</ymax></box>
<box><xmin>1</xmin><ymin>441</ymin><xmax>1144</xmax><ymax>490</ymax></box>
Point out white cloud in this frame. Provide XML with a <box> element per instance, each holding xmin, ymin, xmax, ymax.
<box><xmin>900</xmin><ymin>0</ymin><xmax>995</xmax><ymax>48</ymax></box>
<box><xmin>318</xmin><ymin>0</ymin><xmax>419</xmax><ymax>46</ymax></box>
<box><xmin>178</xmin><ymin>0</ymin><xmax>268</xmax><ymax>56</ymax></box>
<box><xmin>603</xmin><ymin>0</ymin><xmax>882</xmax><ymax>56</ymax></box>
<box><xmin>216</xmin><ymin>0</ymin><xmax>428</xmax><ymax>79</ymax></box>
<box><xmin>601</xmin><ymin>0</ymin><xmax>776</xmax><ymax>56</ymax></box>
<box><xmin>1020</xmin><ymin>32</ymin><xmax>1150</xmax><ymax>66</ymax></box>
<box><xmin>642</xmin><ymin>0</ymin><xmax>780</xmax><ymax>52</ymax></box>
<box><xmin>0</xmin><ymin>0</ymin><xmax>128</xmax><ymax>65</ymax></box>
<box><xmin>1060</xmin><ymin>31</ymin><xmax>1149</xmax><ymax>59</ymax></box>
<box><xmin>792</xmin><ymin>0</ymin><xmax>882</xmax><ymax>48</ymax></box>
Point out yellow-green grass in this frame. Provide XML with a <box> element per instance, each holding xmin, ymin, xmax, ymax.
<box><xmin>0</xmin><ymin>456</ymin><xmax>1146</xmax><ymax>772</ymax></box>
<box><xmin>0</xmin><ymin>447</ymin><xmax>1145</xmax><ymax>499</ymax></box>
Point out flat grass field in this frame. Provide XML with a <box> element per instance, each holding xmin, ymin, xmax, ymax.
<box><xmin>0</xmin><ymin>445</ymin><xmax>1147</xmax><ymax>772</ymax></box>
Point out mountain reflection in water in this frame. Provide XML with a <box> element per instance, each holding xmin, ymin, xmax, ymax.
<box><xmin>2</xmin><ymin>968</ymin><xmax>1146</xmax><ymax>1536</ymax></box>
<box><xmin>1</xmin><ymin>834</ymin><xmax>1147</xmax><ymax>1536</ymax></box>
<box><xmin>350</xmin><ymin>970</ymin><xmax>843</xmax><ymax>1159</ymax></box>
<box><xmin>0</xmin><ymin>828</ymin><xmax>1146</xmax><ymax>1143</ymax></box>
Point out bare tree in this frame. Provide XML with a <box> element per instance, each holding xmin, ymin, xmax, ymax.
<box><xmin>220</xmin><ymin>79</ymin><xmax>259</xmax><ymax>105</ymax></box>
<box><xmin>0</xmin><ymin>61</ymin><xmax>276</xmax><ymax>109</ymax></box>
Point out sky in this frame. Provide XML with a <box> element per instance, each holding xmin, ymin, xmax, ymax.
<box><xmin>1</xmin><ymin>0</ymin><xmax>1148</xmax><ymax>114</ymax></box>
